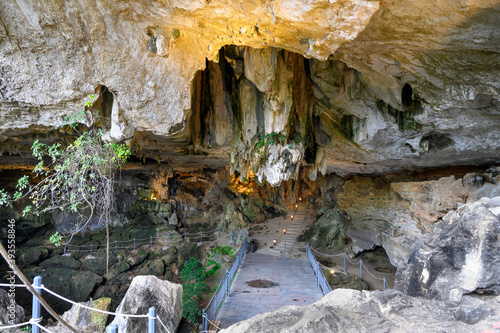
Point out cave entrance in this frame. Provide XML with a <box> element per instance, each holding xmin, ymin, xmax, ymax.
<box><xmin>355</xmin><ymin>246</ymin><xmax>396</xmax><ymax>289</ymax></box>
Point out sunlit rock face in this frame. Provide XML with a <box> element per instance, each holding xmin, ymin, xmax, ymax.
<box><xmin>0</xmin><ymin>0</ymin><xmax>378</xmax><ymax>136</ymax></box>
<box><xmin>1</xmin><ymin>0</ymin><xmax>500</xmax><ymax>182</ymax></box>
<box><xmin>337</xmin><ymin>169</ymin><xmax>500</xmax><ymax>267</ymax></box>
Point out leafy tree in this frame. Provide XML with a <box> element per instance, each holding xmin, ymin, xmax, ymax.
<box><xmin>180</xmin><ymin>257</ymin><xmax>210</xmax><ymax>324</ymax></box>
<box><xmin>0</xmin><ymin>94</ymin><xmax>131</xmax><ymax>275</ymax></box>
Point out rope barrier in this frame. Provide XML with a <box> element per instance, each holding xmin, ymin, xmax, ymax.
<box><xmin>344</xmin><ymin>255</ymin><xmax>360</xmax><ymax>265</ymax></box>
<box><xmin>202</xmin><ymin>314</ymin><xmax>222</xmax><ymax>330</ymax></box>
<box><xmin>0</xmin><ymin>283</ymin><xmax>27</xmax><ymax>288</ymax></box>
<box><xmin>40</xmin><ymin>285</ymin><xmax>149</xmax><ymax>319</ymax></box>
<box><xmin>0</xmin><ymin>320</ymin><xmax>33</xmax><ymax>330</ymax></box>
<box><xmin>32</xmin><ymin>320</ymin><xmax>54</xmax><ymax>333</ymax></box>
<box><xmin>310</xmin><ymin>247</ymin><xmax>344</xmax><ymax>257</ymax></box>
<box><xmin>156</xmin><ymin>316</ymin><xmax>171</xmax><ymax>333</ymax></box>
<box><xmin>310</xmin><ymin>246</ymin><xmax>394</xmax><ymax>289</ymax></box>
<box><xmin>361</xmin><ymin>262</ymin><xmax>385</xmax><ymax>281</ymax></box>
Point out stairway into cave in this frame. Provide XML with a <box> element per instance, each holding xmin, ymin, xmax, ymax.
<box><xmin>215</xmin><ymin>203</ymin><xmax>323</xmax><ymax>328</ymax></box>
<box><xmin>216</xmin><ymin>252</ymin><xmax>324</xmax><ymax>329</ymax></box>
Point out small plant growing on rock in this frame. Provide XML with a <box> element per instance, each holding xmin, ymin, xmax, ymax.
<box><xmin>49</xmin><ymin>232</ymin><xmax>63</xmax><ymax>247</ymax></box>
<box><xmin>180</xmin><ymin>257</ymin><xmax>210</xmax><ymax>324</ymax></box>
<box><xmin>0</xmin><ymin>94</ymin><xmax>131</xmax><ymax>276</ymax></box>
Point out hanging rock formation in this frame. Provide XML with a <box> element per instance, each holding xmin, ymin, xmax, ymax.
<box><xmin>0</xmin><ymin>1</ymin><xmax>498</xmax><ymax>182</ymax></box>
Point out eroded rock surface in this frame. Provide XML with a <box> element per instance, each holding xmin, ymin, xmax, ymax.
<box><xmin>395</xmin><ymin>196</ymin><xmax>500</xmax><ymax>303</ymax></box>
<box><xmin>0</xmin><ymin>288</ymin><xmax>24</xmax><ymax>325</ymax></box>
<box><xmin>110</xmin><ymin>275</ymin><xmax>182</xmax><ymax>333</ymax></box>
<box><xmin>220</xmin><ymin>289</ymin><xmax>498</xmax><ymax>333</ymax></box>
<box><xmin>0</xmin><ymin>1</ymin><xmax>499</xmax><ymax>181</ymax></box>
<box><xmin>337</xmin><ymin>171</ymin><xmax>499</xmax><ymax>267</ymax></box>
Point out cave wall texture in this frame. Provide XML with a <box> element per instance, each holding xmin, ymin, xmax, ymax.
<box><xmin>0</xmin><ymin>0</ymin><xmax>499</xmax><ymax>181</ymax></box>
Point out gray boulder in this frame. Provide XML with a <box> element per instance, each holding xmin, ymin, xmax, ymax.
<box><xmin>109</xmin><ymin>276</ymin><xmax>182</xmax><ymax>333</ymax></box>
<box><xmin>454</xmin><ymin>296</ymin><xmax>492</xmax><ymax>325</ymax></box>
<box><xmin>395</xmin><ymin>197</ymin><xmax>500</xmax><ymax>302</ymax></box>
<box><xmin>0</xmin><ymin>288</ymin><xmax>24</xmax><ymax>325</ymax></box>
<box><xmin>50</xmin><ymin>297</ymin><xmax>112</xmax><ymax>333</ymax></box>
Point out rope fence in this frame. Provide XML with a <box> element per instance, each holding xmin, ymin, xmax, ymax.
<box><xmin>0</xmin><ymin>276</ymin><xmax>171</xmax><ymax>333</ymax></box>
<box><xmin>309</xmin><ymin>246</ymin><xmax>393</xmax><ymax>290</ymax></box>
<box><xmin>26</xmin><ymin>226</ymin><xmax>239</xmax><ymax>258</ymax></box>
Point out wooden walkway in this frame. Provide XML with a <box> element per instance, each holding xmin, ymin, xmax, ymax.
<box><xmin>217</xmin><ymin>252</ymin><xmax>324</xmax><ymax>328</ymax></box>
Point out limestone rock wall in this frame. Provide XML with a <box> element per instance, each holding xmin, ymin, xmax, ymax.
<box><xmin>336</xmin><ymin>168</ymin><xmax>500</xmax><ymax>267</ymax></box>
<box><xmin>1</xmin><ymin>0</ymin><xmax>499</xmax><ymax>181</ymax></box>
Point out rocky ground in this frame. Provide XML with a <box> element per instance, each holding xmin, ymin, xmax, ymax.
<box><xmin>220</xmin><ymin>289</ymin><xmax>500</xmax><ymax>333</ymax></box>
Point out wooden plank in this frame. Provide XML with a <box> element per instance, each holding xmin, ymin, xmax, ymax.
<box><xmin>217</xmin><ymin>252</ymin><xmax>324</xmax><ymax>328</ymax></box>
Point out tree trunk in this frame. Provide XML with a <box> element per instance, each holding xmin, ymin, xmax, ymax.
<box><xmin>106</xmin><ymin>212</ymin><xmax>109</xmax><ymax>277</ymax></box>
<box><xmin>0</xmin><ymin>242</ymin><xmax>78</xmax><ymax>333</ymax></box>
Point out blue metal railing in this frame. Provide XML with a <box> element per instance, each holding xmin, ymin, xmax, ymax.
<box><xmin>306</xmin><ymin>243</ymin><xmax>332</xmax><ymax>295</ymax></box>
<box><xmin>202</xmin><ymin>237</ymin><xmax>249</xmax><ymax>331</ymax></box>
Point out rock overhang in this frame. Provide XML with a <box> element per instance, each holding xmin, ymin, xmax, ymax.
<box><xmin>0</xmin><ymin>0</ymin><xmax>499</xmax><ymax>179</ymax></box>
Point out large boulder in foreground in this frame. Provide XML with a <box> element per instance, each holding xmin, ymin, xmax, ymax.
<box><xmin>50</xmin><ymin>297</ymin><xmax>112</xmax><ymax>333</ymax></box>
<box><xmin>109</xmin><ymin>276</ymin><xmax>182</xmax><ymax>333</ymax></box>
<box><xmin>0</xmin><ymin>288</ymin><xmax>24</xmax><ymax>325</ymax></box>
<box><xmin>395</xmin><ymin>196</ymin><xmax>500</xmax><ymax>303</ymax></box>
<box><xmin>220</xmin><ymin>289</ymin><xmax>497</xmax><ymax>333</ymax></box>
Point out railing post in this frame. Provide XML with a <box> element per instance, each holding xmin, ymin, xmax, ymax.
<box><xmin>284</xmin><ymin>238</ymin><xmax>286</xmax><ymax>258</ymax></box>
<box><xmin>360</xmin><ymin>259</ymin><xmax>363</xmax><ymax>279</ymax></box>
<box><xmin>90</xmin><ymin>243</ymin><xmax>93</xmax><ymax>257</ymax></box>
<box><xmin>226</xmin><ymin>269</ymin><xmax>230</xmax><ymax>296</ymax></box>
<box><xmin>32</xmin><ymin>276</ymin><xmax>41</xmax><ymax>333</ymax></box>
<box><xmin>184</xmin><ymin>232</ymin><xmax>186</xmax><ymax>243</ymax></box>
<box><xmin>231</xmin><ymin>228</ymin><xmax>234</xmax><ymax>243</ymax></box>
<box><xmin>202</xmin><ymin>309</ymin><xmax>207</xmax><ymax>332</ymax></box>
<box><xmin>148</xmin><ymin>306</ymin><xmax>156</xmax><ymax>333</ymax></box>
<box><xmin>201</xmin><ymin>231</ymin><xmax>203</xmax><ymax>243</ymax></box>
<box><xmin>343</xmin><ymin>252</ymin><xmax>346</xmax><ymax>274</ymax></box>
<box><xmin>166</xmin><ymin>234</ymin><xmax>169</xmax><ymax>248</ymax></box>
<box><xmin>133</xmin><ymin>238</ymin><xmax>136</xmax><ymax>251</ymax></box>
<box><xmin>64</xmin><ymin>243</ymin><xmax>67</xmax><ymax>255</ymax></box>
<box><xmin>218</xmin><ymin>226</ymin><xmax>220</xmax><ymax>238</ymax></box>
<box><xmin>315</xmin><ymin>262</ymin><xmax>319</xmax><ymax>287</ymax></box>
<box><xmin>107</xmin><ymin>324</ymin><xmax>118</xmax><ymax>333</ymax></box>
<box><xmin>115</xmin><ymin>240</ymin><xmax>118</xmax><ymax>256</ymax></box>
<box><xmin>383</xmin><ymin>277</ymin><xmax>386</xmax><ymax>291</ymax></box>
<box><xmin>150</xmin><ymin>236</ymin><xmax>153</xmax><ymax>249</ymax></box>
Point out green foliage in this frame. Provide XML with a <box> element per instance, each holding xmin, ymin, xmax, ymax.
<box><xmin>111</xmin><ymin>143</ymin><xmax>131</xmax><ymax>166</ymax></box>
<box><xmin>181</xmin><ymin>257</ymin><xmax>210</xmax><ymax>324</ymax></box>
<box><xmin>205</xmin><ymin>246</ymin><xmax>235</xmax><ymax>276</ymax></box>
<box><xmin>172</xmin><ymin>28</ymin><xmax>180</xmax><ymax>38</ymax></box>
<box><xmin>20</xmin><ymin>326</ymin><xmax>31</xmax><ymax>332</ymax></box>
<box><xmin>255</xmin><ymin>131</ymin><xmax>288</xmax><ymax>149</ymax></box>
<box><xmin>0</xmin><ymin>94</ymin><xmax>131</xmax><ymax>237</ymax></box>
<box><xmin>49</xmin><ymin>232</ymin><xmax>63</xmax><ymax>247</ymax></box>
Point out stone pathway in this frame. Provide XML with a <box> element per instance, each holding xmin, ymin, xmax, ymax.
<box><xmin>217</xmin><ymin>252</ymin><xmax>324</xmax><ymax>329</ymax></box>
<box><xmin>267</xmin><ymin>204</ymin><xmax>307</xmax><ymax>256</ymax></box>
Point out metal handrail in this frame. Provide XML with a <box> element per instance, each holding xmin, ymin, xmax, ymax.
<box><xmin>202</xmin><ymin>237</ymin><xmax>249</xmax><ymax>331</ymax></box>
<box><xmin>306</xmin><ymin>243</ymin><xmax>332</xmax><ymax>295</ymax></box>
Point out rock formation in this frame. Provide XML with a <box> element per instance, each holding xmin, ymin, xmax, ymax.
<box><xmin>110</xmin><ymin>275</ymin><xmax>182</xmax><ymax>333</ymax></box>
<box><xmin>51</xmin><ymin>297</ymin><xmax>112</xmax><ymax>333</ymax></box>
<box><xmin>0</xmin><ymin>288</ymin><xmax>24</xmax><ymax>325</ymax></box>
<box><xmin>395</xmin><ymin>196</ymin><xmax>500</xmax><ymax>303</ymax></box>
<box><xmin>0</xmin><ymin>1</ymin><xmax>499</xmax><ymax>181</ymax></box>
<box><xmin>219</xmin><ymin>289</ymin><xmax>499</xmax><ymax>333</ymax></box>
<box><xmin>337</xmin><ymin>169</ymin><xmax>500</xmax><ymax>267</ymax></box>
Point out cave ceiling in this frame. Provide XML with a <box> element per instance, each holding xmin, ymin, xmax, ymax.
<box><xmin>0</xmin><ymin>0</ymin><xmax>499</xmax><ymax>183</ymax></box>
